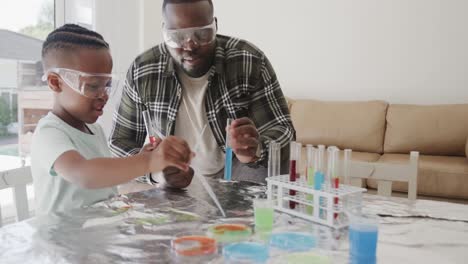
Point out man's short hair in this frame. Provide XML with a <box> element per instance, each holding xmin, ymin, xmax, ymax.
<box><xmin>162</xmin><ymin>0</ymin><xmax>213</xmax><ymax>13</ymax></box>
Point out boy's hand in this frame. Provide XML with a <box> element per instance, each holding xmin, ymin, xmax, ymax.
<box><xmin>139</xmin><ymin>140</ymin><xmax>161</xmax><ymax>153</ymax></box>
<box><xmin>148</xmin><ymin>136</ymin><xmax>193</xmax><ymax>173</ymax></box>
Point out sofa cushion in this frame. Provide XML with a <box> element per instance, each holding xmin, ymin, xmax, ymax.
<box><xmin>466</xmin><ymin>136</ymin><xmax>468</xmax><ymax>158</ymax></box>
<box><xmin>290</xmin><ymin>100</ymin><xmax>388</xmax><ymax>153</ymax></box>
<box><xmin>367</xmin><ymin>154</ymin><xmax>468</xmax><ymax>199</ymax></box>
<box><xmin>285</xmin><ymin>96</ymin><xmax>294</xmax><ymax>112</ymax></box>
<box><xmin>384</xmin><ymin>104</ymin><xmax>468</xmax><ymax>156</ymax></box>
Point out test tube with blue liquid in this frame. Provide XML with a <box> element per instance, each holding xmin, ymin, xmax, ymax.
<box><xmin>314</xmin><ymin>145</ymin><xmax>325</xmax><ymax>190</ymax></box>
<box><xmin>315</xmin><ymin>145</ymin><xmax>325</xmax><ymax>218</ymax></box>
<box><xmin>224</xmin><ymin>118</ymin><xmax>233</xmax><ymax>181</ymax></box>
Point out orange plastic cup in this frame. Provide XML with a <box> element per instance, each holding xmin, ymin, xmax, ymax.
<box><xmin>172</xmin><ymin>235</ymin><xmax>217</xmax><ymax>257</ymax></box>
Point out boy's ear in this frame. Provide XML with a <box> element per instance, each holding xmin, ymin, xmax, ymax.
<box><xmin>47</xmin><ymin>74</ymin><xmax>62</xmax><ymax>93</ymax></box>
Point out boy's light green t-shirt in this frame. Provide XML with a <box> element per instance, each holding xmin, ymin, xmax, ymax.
<box><xmin>31</xmin><ymin>112</ymin><xmax>117</xmax><ymax>214</ymax></box>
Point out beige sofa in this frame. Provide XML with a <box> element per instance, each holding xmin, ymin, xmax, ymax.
<box><xmin>288</xmin><ymin>99</ymin><xmax>468</xmax><ymax>200</ymax></box>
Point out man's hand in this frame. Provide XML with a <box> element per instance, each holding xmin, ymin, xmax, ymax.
<box><xmin>148</xmin><ymin>136</ymin><xmax>193</xmax><ymax>172</ymax></box>
<box><xmin>163</xmin><ymin>166</ymin><xmax>194</xmax><ymax>189</ymax></box>
<box><xmin>228</xmin><ymin>117</ymin><xmax>260</xmax><ymax>163</ymax></box>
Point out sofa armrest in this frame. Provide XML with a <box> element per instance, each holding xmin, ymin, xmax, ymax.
<box><xmin>285</xmin><ymin>96</ymin><xmax>294</xmax><ymax>112</ymax></box>
<box><xmin>466</xmin><ymin>136</ymin><xmax>468</xmax><ymax>158</ymax></box>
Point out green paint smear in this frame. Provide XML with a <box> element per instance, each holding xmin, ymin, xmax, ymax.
<box><xmin>135</xmin><ymin>216</ymin><xmax>169</xmax><ymax>225</ymax></box>
<box><xmin>306</xmin><ymin>167</ymin><xmax>314</xmax><ymax>215</ymax></box>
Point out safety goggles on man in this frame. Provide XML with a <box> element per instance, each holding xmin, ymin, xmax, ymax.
<box><xmin>162</xmin><ymin>19</ymin><xmax>217</xmax><ymax>49</ymax></box>
<box><xmin>42</xmin><ymin>68</ymin><xmax>118</xmax><ymax>99</ymax></box>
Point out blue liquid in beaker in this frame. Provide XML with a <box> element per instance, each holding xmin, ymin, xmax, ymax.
<box><xmin>270</xmin><ymin>232</ymin><xmax>316</xmax><ymax>252</ymax></box>
<box><xmin>223</xmin><ymin>242</ymin><xmax>269</xmax><ymax>263</ymax></box>
<box><xmin>349</xmin><ymin>225</ymin><xmax>378</xmax><ymax>261</ymax></box>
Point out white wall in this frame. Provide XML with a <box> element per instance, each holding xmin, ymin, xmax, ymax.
<box><xmin>93</xmin><ymin>0</ymin><xmax>468</xmax><ymax>134</ymax></box>
<box><xmin>215</xmin><ymin>0</ymin><xmax>468</xmax><ymax>104</ymax></box>
<box><xmin>93</xmin><ymin>0</ymin><xmax>163</xmax><ymax>136</ymax></box>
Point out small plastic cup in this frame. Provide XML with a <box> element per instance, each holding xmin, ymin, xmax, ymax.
<box><xmin>269</xmin><ymin>232</ymin><xmax>316</xmax><ymax>252</ymax></box>
<box><xmin>207</xmin><ymin>223</ymin><xmax>252</xmax><ymax>243</ymax></box>
<box><xmin>348</xmin><ymin>214</ymin><xmax>378</xmax><ymax>262</ymax></box>
<box><xmin>253</xmin><ymin>199</ymin><xmax>274</xmax><ymax>232</ymax></box>
<box><xmin>171</xmin><ymin>235</ymin><xmax>217</xmax><ymax>257</ymax></box>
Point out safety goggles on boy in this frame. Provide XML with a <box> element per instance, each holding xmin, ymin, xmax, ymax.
<box><xmin>42</xmin><ymin>68</ymin><xmax>118</xmax><ymax>99</ymax></box>
<box><xmin>162</xmin><ymin>19</ymin><xmax>217</xmax><ymax>49</ymax></box>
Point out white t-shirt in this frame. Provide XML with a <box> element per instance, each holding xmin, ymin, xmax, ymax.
<box><xmin>31</xmin><ymin>112</ymin><xmax>117</xmax><ymax>214</ymax></box>
<box><xmin>174</xmin><ymin>69</ymin><xmax>225</xmax><ymax>175</ymax></box>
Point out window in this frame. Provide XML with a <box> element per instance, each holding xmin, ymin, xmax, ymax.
<box><xmin>0</xmin><ymin>0</ymin><xmax>55</xmax><ymax>223</ymax></box>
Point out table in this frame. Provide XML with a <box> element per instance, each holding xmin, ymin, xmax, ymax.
<box><xmin>1</xmin><ymin>177</ymin><xmax>467</xmax><ymax>263</ymax></box>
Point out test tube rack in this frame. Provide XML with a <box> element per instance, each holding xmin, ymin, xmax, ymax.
<box><xmin>266</xmin><ymin>175</ymin><xmax>366</xmax><ymax>229</ymax></box>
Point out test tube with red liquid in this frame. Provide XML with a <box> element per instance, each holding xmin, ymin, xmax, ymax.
<box><xmin>329</xmin><ymin>147</ymin><xmax>340</xmax><ymax>219</ymax></box>
<box><xmin>289</xmin><ymin>141</ymin><xmax>300</xmax><ymax>209</ymax></box>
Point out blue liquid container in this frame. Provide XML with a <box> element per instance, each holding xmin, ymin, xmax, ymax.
<box><xmin>349</xmin><ymin>223</ymin><xmax>378</xmax><ymax>263</ymax></box>
<box><xmin>223</xmin><ymin>242</ymin><xmax>269</xmax><ymax>263</ymax></box>
<box><xmin>269</xmin><ymin>232</ymin><xmax>316</xmax><ymax>252</ymax></box>
<box><xmin>314</xmin><ymin>171</ymin><xmax>325</xmax><ymax>218</ymax></box>
<box><xmin>224</xmin><ymin>147</ymin><xmax>233</xmax><ymax>181</ymax></box>
<box><xmin>350</xmin><ymin>254</ymin><xmax>376</xmax><ymax>264</ymax></box>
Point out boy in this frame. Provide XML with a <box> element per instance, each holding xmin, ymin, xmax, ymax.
<box><xmin>32</xmin><ymin>24</ymin><xmax>193</xmax><ymax>213</ymax></box>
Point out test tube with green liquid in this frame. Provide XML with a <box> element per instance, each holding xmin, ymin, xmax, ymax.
<box><xmin>306</xmin><ymin>144</ymin><xmax>315</xmax><ymax>215</ymax></box>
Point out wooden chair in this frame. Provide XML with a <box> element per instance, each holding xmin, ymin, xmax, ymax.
<box><xmin>0</xmin><ymin>166</ymin><xmax>33</xmax><ymax>226</ymax></box>
<box><xmin>339</xmin><ymin>150</ymin><xmax>419</xmax><ymax>200</ymax></box>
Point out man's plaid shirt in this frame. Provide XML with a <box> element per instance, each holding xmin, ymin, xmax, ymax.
<box><xmin>109</xmin><ymin>34</ymin><xmax>295</xmax><ymax>181</ymax></box>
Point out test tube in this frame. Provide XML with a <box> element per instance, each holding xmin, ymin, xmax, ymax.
<box><xmin>268</xmin><ymin>141</ymin><xmax>281</xmax><ymax>178</ymax></box>
<box><xmin>295</xmin><ymin>142</ymin><xmax>302</xmax><ymax>211</ymax></box>
<box><xmin>224</xmin><ymin>118</ymin><xmax>233</xmax><ymax>181</ymax></box>
<box><xmin>343</xmin><ymin>149</ymin><xmax>352</xmax><ymax>185</ymax></box>
<box><xmin>296</xmin><ymin>142</ymin><xmax>302</xmax><ymax>180</ymax></box>
<box><xmin>332</xmin><ymin>147</ymin><xmax>340</xmax><ymax>189</ymax></box>
<box><xmin>289</xmin><ymin>141</ymin><xmax>299</xmax><ymax>209</ymax></box>
<box><xmin>326</xmin><ymin>146</ymin><xmax>334</xmax><ymax>190</ymax></box>
<box><xmin>315</xmin><ymin>145</ymin><xmax>325</xmax><ymax>190</ymax></box>
<box><xmin>142</xmin><ymin>110</ymin><xmax>158</xmax><ymax>143</ymax></box>
<box><xmin>306</xmin><ymin>145</ymin><xmax>314</xmax><ymax>183</ymax></box>
<box><xmin>316</xmin><ymin>145</ymin><xmax>326</xmax><ymax>218</ymax></box>
<box><xmin>329</xmin><ymin>147</ymin><xmax>340</xmax><ymax>219</ymax></box>
<box><xmin>306</xmin><ymin>145</ymin><xmax>315</xmax><ymax>215</ymax></box>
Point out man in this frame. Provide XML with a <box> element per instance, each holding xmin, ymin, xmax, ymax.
<box><xmin>110</xmin><ymin>0</ymin><xmax>295</xmax><ymax>187</ymax></box>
